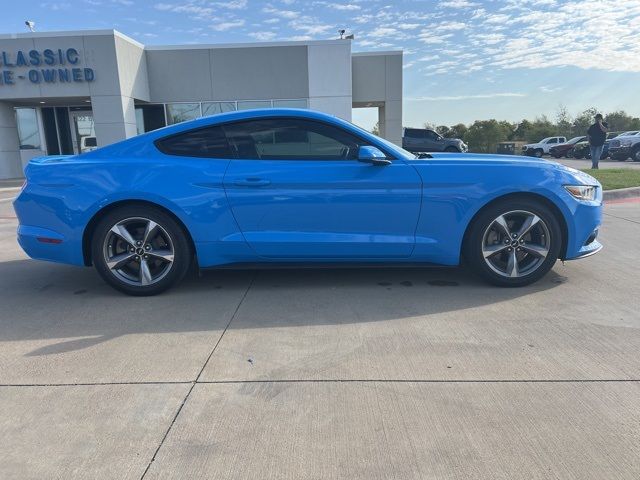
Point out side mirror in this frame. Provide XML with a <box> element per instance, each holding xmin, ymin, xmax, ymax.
<box><xmin>358</xmin><ymin>146</ymin><xmax>391</xmax><ymax>166</ymax></box>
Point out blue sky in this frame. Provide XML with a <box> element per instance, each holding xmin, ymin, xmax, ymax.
<box><xmin>3</xmin><ymin>0</ymin><xmax>640</xmax><ymax>130</ymax></box>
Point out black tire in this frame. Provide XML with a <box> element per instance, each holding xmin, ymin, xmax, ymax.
<box><xmin>632</xmin><ymin>146</ymin><xmax>640</xmax><ymax>162</ymax></box>
<box><xmin>444</xmin><ymin>146</ymin><xmax>460</xmax><ymax>153</ymax></box>
<box><xmin>573</xmin><ymin>152</ymin><xmax>584</xmax><ymax>159</ymax></box>
<box><xmin>533</xmin><ymin>149</ymin><xmax>543</xmax><ymax>158</ymax></box>
<box><xmin>91</xmin><ymin>205</ymin><xmax>192</xmax><ymax>296</ymax></box>
<box><xmin>464</xmin><ymin>199</ymin><xmax>562</xmax><ymax>287</ymax></box>
<box><xmin>613</xmin><ymin>154</ymin><xmax>627</xmax><ymax>161</ymax></box>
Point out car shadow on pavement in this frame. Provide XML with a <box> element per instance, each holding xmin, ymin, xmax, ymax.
<box><xmin>0</xmin><ymin>258</ymin><xmax>565</xmax><ymax>356</ymax></box>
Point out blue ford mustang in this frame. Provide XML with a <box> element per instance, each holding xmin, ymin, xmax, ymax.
<box><xmin>14</xmin><ymin>109</ymin><xmax>603</xmax><ymax>295</ymax></box>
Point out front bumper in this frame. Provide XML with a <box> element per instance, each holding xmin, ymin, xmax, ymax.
<box><xmin>562</xmin><ymin>187</ymin><xmax>603</xmax><ymax>261</ymax></box>
<box><xmin>608</xmin><ymin>146</ymin><xmax>631</xmax><ymax>157</ymax></box>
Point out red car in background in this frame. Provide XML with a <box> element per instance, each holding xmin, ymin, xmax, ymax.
<box><xmin>549</xmin><ymin>136</ymin><xmax>586</xmax><ymax>158</ymax></box>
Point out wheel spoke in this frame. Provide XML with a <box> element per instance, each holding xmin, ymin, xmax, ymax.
<box><xmin>140</xmin><ymin>259</ymin><xmax>153</xmax><ymax>286</ymax></box>
<box><xmin>106</xmin><ymin>252</ymin><xmax>135</xmax><ymax>270</ymax></box>
<box><xmin>483</xmin><ymin>243</ymin><xmax>508</xmax><ymax>258</ymax></box>
<box><xmin>148</xmin><ymin>249</ymin><xmax>174</xmax><ymax>263</ymax></box>
<box><xmin>506</xmin><ymin>249</ymin><xmax>519</xmax><ymax>277</ymax></box>
<box><xmin>493</xmin><ymin>215</ymin><xmax>512</xmax><ymax>237</ymax></box>
<box><xmin>110</xmin><ymin>224</ymin><xmax>136</xmax><ymax>247</ymax></box>
<box><xmin>522</xmin><ymin>243</ymin><xmax>549</xmax><ymax>258</ymax></box>
<box><xmin>517</xmin><ymin>214</ymin><xmax>540</xmax><ymax>238</ymax></box>
<box><xmin>142</xmin><ymin>220</ymin><xmax>158</xmax><ymax>245</ymax></box>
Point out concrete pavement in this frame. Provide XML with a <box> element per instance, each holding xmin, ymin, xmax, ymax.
<box><xmin>0</xmin><ymin>196</ymin><xmax>639</xmax><ymax>479</ymax></box>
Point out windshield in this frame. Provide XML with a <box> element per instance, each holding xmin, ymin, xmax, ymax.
<box><xmin>620</xmin><ymin>131</ymin><xmax>639</xmax><ymax>136</ymax></box>
<box><xmin>567</xmin><ymin>136</ymin><xmax>584</xmax><ymax>144</ymax></box>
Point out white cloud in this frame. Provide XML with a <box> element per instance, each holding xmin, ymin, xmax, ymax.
<box><xmin>326</xmin><ymin>3</ymin><xmax>360</xmax><ymax>10</ymax></box>
<box><xmin>410</xmin><ymin>92</ymin><xmax>527</xmax><ymax>101</ymax></box>
<box><xmin>262</xmin><ymin>6</ymin><xmax>300</xmax><ymax>19</ymax></box>
<box><xmin>249</xmin><ymin>31</ymin><xmax>278</xmax><ymax>41</ymax></box>
<box><xmin>439</xmin><ymin>0</ymin><xmax>479</xmax><ymax>8</ymax></box>
<box><xmin>210</xmin><ymin>20</ymin><xmax>245</xmax><ymax>31</ymax></box>
<box><xmin>216</xmin><ymin>0</ymin><xmax>247</xmax><ymax>9</ymax></box>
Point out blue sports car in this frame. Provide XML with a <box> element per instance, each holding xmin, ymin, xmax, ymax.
<box><xmin>14</xmin><ymin>109</ymin><xmax>603</xmax><ymax>295</ymax></box>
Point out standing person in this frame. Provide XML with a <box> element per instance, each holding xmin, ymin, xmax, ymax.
<box><xmin>587</xmin><ymin>114</ymin><xmax>608</xmax><ymax>169</ymax></box>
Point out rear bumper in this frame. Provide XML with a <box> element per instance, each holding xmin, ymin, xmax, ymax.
<box><xmin>17</xmin><ymin>224</ymin><xmax>82</xmax><ymax>265</ymax></box>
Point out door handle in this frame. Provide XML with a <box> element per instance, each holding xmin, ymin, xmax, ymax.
<box><xmin>233</xmin><ymin>178</ymin><xmax>271</xmax><ymax>187</ymax></box>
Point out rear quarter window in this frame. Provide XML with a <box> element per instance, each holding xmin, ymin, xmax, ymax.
<box><xmin>155</xmin><ymin>126</ymin><xmax>233</xmax><ymax>158</ymax></box>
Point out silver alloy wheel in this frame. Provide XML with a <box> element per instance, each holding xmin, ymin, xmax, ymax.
<box><xmin>103</xmin><ymin>217</ymin><xmax>175</xmax><ymax>286</ymax></box>
<box><xmin>481</xmin><ymin>210</ymin><xmax>551</xmax><ymax>278</ymax></box>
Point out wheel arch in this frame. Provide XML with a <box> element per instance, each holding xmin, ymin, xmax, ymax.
<box><xmin>82</xmin><ymin>199</ymin><xmax>196</xmax><ymax>266</ymax></box>
<box><xmin>461</xmin><ymin>192</ymin><xmax>569</xmax><ymax>262</ymax></box>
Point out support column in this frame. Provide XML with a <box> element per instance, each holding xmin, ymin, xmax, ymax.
<box><xmin>90</xmin><ymin>95</ymin><xmax>137</xmax><ymax>147</ymax></box>
<box><xmin>378</xmin><ymin>105</ymin><xmax>387</xmax><ymax>139</ymax></box>
<box><xmin>0</xmin><ymin>102</ymin><xmax>22</xmax><ymax>179</ymax></box>
<box><xmin>381</xmin><ymin>100</ymin><xmax>402</xmax><ymax>146</ymax></box>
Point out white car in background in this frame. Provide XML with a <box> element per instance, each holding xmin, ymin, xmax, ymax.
<box><xmin>522</xmin><ymin>136</ymin><xmax>566</xmax><ymax>158</ymax></box>
<box><xmin>80</xmin><ymin>136</ymin><xmax>98</xmax><ymax>153</ymax></box>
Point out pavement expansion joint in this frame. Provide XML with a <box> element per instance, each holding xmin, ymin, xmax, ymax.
<box><xmin>139</xmin><ymin>272</ymin><xmax>256</xmax><ymax>480</ymax></box>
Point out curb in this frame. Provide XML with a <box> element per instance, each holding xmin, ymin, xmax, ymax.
<box><xmin>603</xmin><ymin>186</ymin><xmax>640</xmax><ymax>201</ymax></box>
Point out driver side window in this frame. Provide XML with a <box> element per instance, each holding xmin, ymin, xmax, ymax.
<box><xmin>223</xmin><ymin>118</ymin><xmax>366</xmax><ymax>160</ymax></box>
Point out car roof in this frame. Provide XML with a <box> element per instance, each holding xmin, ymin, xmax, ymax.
<box><xmin>81</xmin><ymin>108</ymin><xmax>413</xmax><ymax>160</ymax></box>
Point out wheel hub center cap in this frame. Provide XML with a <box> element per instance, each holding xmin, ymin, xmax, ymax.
<box><xmin>136</xmin><ymin>247</ymin><xmax>145</xmax><ymax>255</ymax></box>
<box><xmin>510</xmin><ymin>240</ymin><xmax>519</xmax><ymax>247</ymax></box>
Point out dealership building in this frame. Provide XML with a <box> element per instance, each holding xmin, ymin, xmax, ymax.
<box><xmin>0</xmin><ymin>29</ymin><xmax>402</xmax><ymax>179</ymax></box>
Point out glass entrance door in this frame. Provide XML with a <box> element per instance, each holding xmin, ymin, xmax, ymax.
<box><xmin>69</xmin><ymin>111</ymin><xmax>96</xmax><ymax>154</ymax></box>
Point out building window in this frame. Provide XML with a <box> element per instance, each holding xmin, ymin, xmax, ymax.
<box><xmin>272</xmin><ymin>99</ymin><xmax>308</xmax><ymax>108</ymax></box>
<box><xmin>202</xmin><ymin>102</ymin><xmax>236</xmax><ymax>117</ymax></box>
<box><xmin>136</xmin><ymin>104</ymin><xmax>167</xmax><ymax>133</ymax></box>
<box><xmin>15</xmin><ymin>108</ymin><xmax>42</xmax><ymax>150</ymax></box>
<box><xmin>165</xmin><ymin>103</ymin><xmax>201</xmax><ymax>125</ymax></box>
<box><xmin>237</xmin><ymin>100</ymin><xmax>272</xmax><ymax>111</ymax></box>
<box><xmin>135</xmin><ymin>108</ymin><xmax>145</xmax><ymax>135</ymax></box>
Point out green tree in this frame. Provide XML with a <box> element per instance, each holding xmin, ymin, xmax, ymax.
<box><xmin>555</xmin><ymin>104</ymin><xmax>573</xmax><ymax>138</ymax></box>
<box><xmin>573</xmin><ymin>107</ymin><xmax>599</xmax><ymax>136</ymax></box>
<box><xmin>435</xmin><ymin>125</ymin><xmax>451</xmax><ymax>137</ymax></box>
<box><xmin>448</xmin><ymin>123</ymin><xmax>468</xmax><ymax>139</ymax></box>
<box><xmin>464</xmin><ymin>119</ymin><xmax>513</xmax><ymax>153</ymax></box>
<box><xmin>604</xmin><ymin>111</ymin><xmax>640</xmax><ymax>132</ymax></box>
<box><xmin>371</xmin><ymin>121</ymin><xmax>380</xmax><ymax>136</ymax></box>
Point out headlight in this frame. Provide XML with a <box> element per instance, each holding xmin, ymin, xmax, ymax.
<box><xmin>620</xmin><ymin>139</ymin><xmax>633</xmax><ymax>147</ymax></box>
<box><xmin>564</xmin><ymin>185</ymin><xmax>597</xmax><ymax>201</ymax></box>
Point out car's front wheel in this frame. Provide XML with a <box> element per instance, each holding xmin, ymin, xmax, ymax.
<box><xmin>632</xmin><ymin>146</ymin><xmax>640</xmax><ymax>162</ymax></box>
<box><xmin>444</xmin><ymin>146</ymin><xmax>459</xmax><ymax>153</ymax></box>
<box><xmin>465</xmin><ymin>200</ymin><xmax>562</xmax><ymax>287</ymax></box>
<box><xmin>91</xmin><ymin>205</ymin><xmax>192</xmax><ymax>296</ymax></box>
<box><xmin>533</xmin><ymin>149</ymin><xmax>543</xmax><ymax>158</ymax></box>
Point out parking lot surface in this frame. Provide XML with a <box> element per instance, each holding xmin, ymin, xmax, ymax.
<box><xmin>0</xmin><ymin>189</ymin><xmax>639</xmax><ymax>479</ymax></box>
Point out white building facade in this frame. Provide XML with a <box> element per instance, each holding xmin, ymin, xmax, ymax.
<box><xmin>0</xmin><ymin>30</ymin><xmax>402</xmax><ymax>179</ymax></box>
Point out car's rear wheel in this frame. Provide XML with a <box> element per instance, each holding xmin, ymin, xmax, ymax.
<box><xmin>465</xmin><ymin>200</ymin><xmax>562</xmax><ymax>287</ymax></box>
<box><xmin>444</xmin><ymin>146</ymin><xmax>459</xmax><ymax>153</ymax></box>
<box><xmin>91</xmin><ymin>205</ymin><xmax>192</xmax><ymax>296</ymax></box>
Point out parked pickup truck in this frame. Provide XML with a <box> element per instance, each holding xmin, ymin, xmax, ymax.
<box><xmin>402</xmin><ymin>127</ymin><xmax>467</xmax><ymax>153</ymax></box>
<box><xmin>521</xmin><ymin>136</ymin><xmax>566</xmax><ymax>157</ymax></box>
<box><xmin>608</xmin><ymin>132</ymin><xmax>640</xmax><ymax>161</ymax></box>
